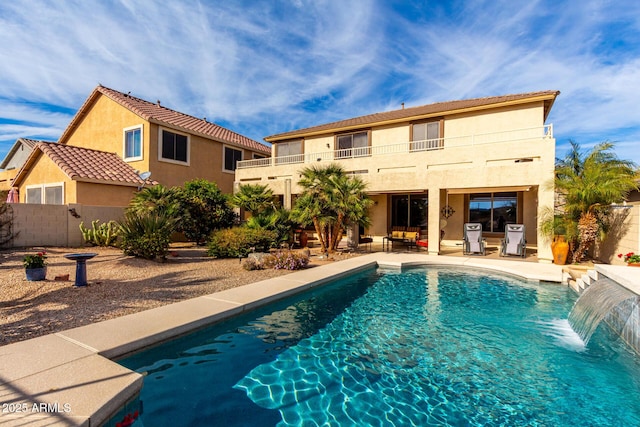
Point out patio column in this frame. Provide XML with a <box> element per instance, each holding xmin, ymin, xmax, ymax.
<box><xmin>284</xmin><ymin>179</ymin><xmax>292</xmax><ymax>210</ymax></box>
<box><xmin>537</xmin><ymin>185</ymin><xmax>554</xmax><ymax>263</ymax></box>
<box><xmin>427</xmin><ymin>187</ymin><xmax>442</xmax><ymax>255</ymax></box>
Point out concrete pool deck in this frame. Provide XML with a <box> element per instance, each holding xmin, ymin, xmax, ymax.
<box><xmin>0</xmin><ymin>253</ymin><xmax>564</xmax><ymax>426</ymax></box>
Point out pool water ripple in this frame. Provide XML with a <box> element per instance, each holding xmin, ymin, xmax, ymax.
<box><xmin>121</xmin><ymin>267</ymin><xmax>640</xmax><ymax>426</ymax></box>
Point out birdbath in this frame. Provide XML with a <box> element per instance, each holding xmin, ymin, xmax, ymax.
<box><xmin>64</xmin><ymin>253</ymin><xmax>98</xmax><ymax>287</ymax></box>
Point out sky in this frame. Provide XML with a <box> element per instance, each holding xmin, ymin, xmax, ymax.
<box><xmin>0</xmin><ymin>0</ymin><xmax>639</xmax><ymax>166</ymax></box>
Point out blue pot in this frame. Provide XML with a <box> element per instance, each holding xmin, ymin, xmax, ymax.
<box><xmin>25</xmin><ymin>267</ymin><xmax>47</xmax><ymax>281</ymax></box>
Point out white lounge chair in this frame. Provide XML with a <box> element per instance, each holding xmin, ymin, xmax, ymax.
<box><xmin>463</xmin><ymin>223</ymin><xmax>486</xmax><ymax>255</ymax></box>
<box><xmin>500</xmin><ymin>224</ymin><xmax>527</xmax><ymax>258</ymax></box>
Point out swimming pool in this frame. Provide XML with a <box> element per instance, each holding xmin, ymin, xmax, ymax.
<box><xmin>119</xmin><ymin>266</ymin><xmax>640</xmax><ymax>426</ymax></box>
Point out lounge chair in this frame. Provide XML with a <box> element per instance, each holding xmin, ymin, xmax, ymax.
<box><xmin>500</xmin><ymin>224</ymin><xmax>527</xmax><ymax>258</ymax></box>
<box><xmin>463</xmin><ymin>223</ymin><xmax>486</xmax><ymax>255</ymax></box>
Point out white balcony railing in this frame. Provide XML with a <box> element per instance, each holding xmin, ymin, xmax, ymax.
<box><xmin>237</xmin><ymin>125</ymin><xmax>552</xmax><ymax>169</ymax></box>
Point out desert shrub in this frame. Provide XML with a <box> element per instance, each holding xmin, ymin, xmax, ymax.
<box><xmin>242</xmin><ymin>257</ymin><xmax>263</xmax><ymax>271</ymax></box>
<box><xmin>207</xmin><ymin>227</ymin><xmax>277</xmax><ymax>258</ymax></box>
<box><xmin>177</xmin><ymin>179</ymin><xmax>236</xmax><ymax>245</ymax></box>
<box><xmin>79</xmin><ymin>220</ymin><xmax>120</xmax><ymax>247</ymax></box>
<box><xmin>262</xmin><ymin>250</ymin><xmax>309</xmax><ymax>270</ymax></box>
<box><xmin>118</xmin><ymin>211</ymin><xmax>176</xmax><ymax>260</ymax></box>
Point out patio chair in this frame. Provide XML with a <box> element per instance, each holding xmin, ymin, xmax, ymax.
<box><xmin>463</xmin><ymin>223</ymin><xmax>486</xmax><ymax>255</ymax></box>
<box><xmin>500</xmin><ymin>224</ymin><xmax>527</xmax><ymax>258</ymax></box>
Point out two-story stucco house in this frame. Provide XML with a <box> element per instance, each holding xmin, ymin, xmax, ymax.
<box><xmin>235</xmin><ymin>91</ymin><xmax>560</xmax><ymax>262</ymax></box>
<box><xmin>10</xmin><ymin>85</ymin><xmax>271</xmax><ymax>206</ymax></box>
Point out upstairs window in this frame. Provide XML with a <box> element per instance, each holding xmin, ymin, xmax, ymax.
<box><xmin>336</xmin><ymin>131</ymin><xmax>370</xmax><ymax>159</ymax></box>
<box><xmin>275</xmin><ymin>140</ymin><xmax>303</xmax><ymax>164</ymax></box>
<box><xmin>160</xmin><ymin>128</ymin><xmax>189</xmax><ymax>164</ymax></box>
<box><xmin>224</xmin><ymin>146</ymin><xmax>243</xmax><ymax>172</ymax></box>
<box><xmin>123</xmin><ymin>125</ymin><xmax>143</xmax><ymax>161</ymax></box>
<box><xmin>411</xmin><ymin>121</ymin><xmax>441</xmax><ymax>151</ymax></box>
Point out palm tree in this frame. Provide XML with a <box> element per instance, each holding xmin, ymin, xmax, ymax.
<box><xmin>126</xmin><ymin>184</ymin><xmax>180</xmax><ymax>216</ymax></box>
<box><xmin>292</xmin><ymin>164</ymin><xmax>372</xmax><ymax>253</ymax></box>
<box><xmin>230</xmin><ymin>184</ymin><xmax>275</xmax><ymax>216</ymax></box>
<box><xmin>554</xmin><ymin>141</ymin><xmax>638</xmax><ymax>263</ymax></box>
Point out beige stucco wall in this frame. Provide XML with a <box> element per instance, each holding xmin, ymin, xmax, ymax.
<box><xmin>236</xmin><ymin>101</ymin><xmax>556</xmax><ymax>261</ymax></box>
<box><xmin>595</xmin><ymin>204</ymin><xmax>640</xmax><ymax>265</ymax></box>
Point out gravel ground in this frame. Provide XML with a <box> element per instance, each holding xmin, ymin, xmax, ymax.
<box><xmin>0</xmin><ymin>244</ymin><xmax>359</xmax><ymax>346</ymax></box>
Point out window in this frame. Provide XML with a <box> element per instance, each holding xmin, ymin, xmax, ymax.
<box><xmin>411</xmin><ymin>121</ymin><xmax>441</xmax><ymax>151</ymax></box>
<box><xmin>26</xmin><ymin>183</ymin><xmax>64</xmax><ymax>204</ymax></box>
<box><xmin>275</xmin><ymin>140</ymin><xmax>303</xmax><ymax>164</ymax></box>
<box><xmin>224</xmin><ymin>146</ymin><xmax>243</xmax><ymax>172</ymax></box>
<box><xmin>336</xmin><ymin>131</ymin><xmax>369</xmax><ymax>159</ymax></box>
<box><xmin>123</xmin><ymin>125</ymin><xmax>143</xmax><ymax>161</ymax></box>
<box><xmin>391</xmin><ymin>194</ymin><xmax>428</xmax><ymax>228</ymax></box>
<box><xmin>253</xmin><ymin>153</ymin><xmax>267</xmax><ymax>159</ymax></box>
<box><xmin>159</xmin><ymin>128</ymin><xmax>189</xmax><ymax>164</ymax></box>
<box><xmin>469</xmin><ymin>192</ymin><xmax>517</xmax><ymax>233</ymax></box>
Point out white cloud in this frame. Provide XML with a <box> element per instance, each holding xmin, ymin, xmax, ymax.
<box><xmin>0</xmin><ymin>0</ymin><xmax>639</xmax><ymax>164</ymax></box>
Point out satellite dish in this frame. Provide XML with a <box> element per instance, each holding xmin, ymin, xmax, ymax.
<box><xmin>137</xmin><ymin>171</ymin><xmax>152</xmax><ymax>191</ymax></box>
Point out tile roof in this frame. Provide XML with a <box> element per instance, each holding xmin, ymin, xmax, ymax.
<box><xmin>23</xmin><ymin>142</ymin><xmax>148</xmax><ymax>186</ymax></box>
<box><xmin>265</xmin><ymin>90</ymin><xmax>560</xmax><ymax>142</ymax></box>
<box><xmin>59</xmin><ymin>85</ymin><xmax>270</xmax><ymax>154</ymax></box>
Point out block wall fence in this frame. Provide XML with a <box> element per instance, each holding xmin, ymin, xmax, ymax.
<box><xmin>3</xmin><ymin>203</ymin><xmax>125</xmax><ymax>248</ymax></box>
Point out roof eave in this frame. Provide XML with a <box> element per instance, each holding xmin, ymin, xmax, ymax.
<box><xmin>265</xmin><ymin>92</ymin><xmax>561</xmax><ymax>142</ymax></box>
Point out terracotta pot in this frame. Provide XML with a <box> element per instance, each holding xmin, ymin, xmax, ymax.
<box><xmin>627</xmin><ymin>263</ymin><xmax>640</xmax><ymax>267</ymax></box>
<box><xmin>552</xmin><ymin>235</ymin><xmax>569</xmax><ymax>265</ymax></box>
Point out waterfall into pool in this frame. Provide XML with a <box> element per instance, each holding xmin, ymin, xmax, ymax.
<box><xmin>568</xmin><ymin>276</ymin><xmax>638</xmax><ymax>344</ymax></box>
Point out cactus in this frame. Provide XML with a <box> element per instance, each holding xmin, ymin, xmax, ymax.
<box><xmin>79</xmin><ymin>220</ymin><xmax>120</xmax><ymax>247</ymax></box>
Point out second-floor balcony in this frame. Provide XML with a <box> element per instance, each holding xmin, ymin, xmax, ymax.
<box><xmin>237</xmin><ymin>125</ymin><xmax>553</xmax><ymax>170</ymax></box>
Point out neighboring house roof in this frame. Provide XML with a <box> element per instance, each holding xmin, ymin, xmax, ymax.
<box><xmin>0</xmin><ymin>138</ymin><xmax>53</xmax><ymax>170</ymax></box>
<box><xmin>13</xmin><ymin>142</ymin><xmax>151</xmax><ymax>187</ymax></box>
<box><xmin>265</xmin><ymin>90</ymin><xmax>560</xmax><ymax>142</ymax></box>
<box><xmin>59</xmin><ymin>85</ymin><xmax>271</xmax><ymax>154</ymax></box>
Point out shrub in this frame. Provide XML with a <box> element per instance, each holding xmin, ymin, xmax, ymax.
<box><xmin>177</xmin><ymin>179</ymin><xmax>236</xmax><ymax>245</ymax></box>
<box><xmin>242</xmin><ymin>257</ymin><xmax>263</xmax><ymax>271</ymax></box>
<box><xmin>262</xmin><ymin>250</ymin><xmax>309</xmax><ymax>270</ymax></box>
<box><xmin>207</xmin><ymin>227</ymin><xmax>277</xmax><ymax>258</ymax></box>
<box><xmin>118</xmin><ymin>211</ymin><xmax>176</xmax><ymax>260</ymax></box>
<box><xmin>79</xmin><ymin>220</ymin><xmax>120</xmax><ymax>247</ymax></box>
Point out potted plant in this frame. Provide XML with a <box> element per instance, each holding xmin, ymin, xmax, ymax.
<box><xmin>618</xmin><ymin>252</ymin><xmax>640</xmax><ymax>266</ymax></box>
<box><xmin>24</xmin><ymin>251</ymin><xmax>47</xmax><ymax>281</ymax></box>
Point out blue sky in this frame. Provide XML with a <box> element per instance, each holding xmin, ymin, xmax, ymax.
<box><xmin>1</xmin><ymin>0</ymin><xmax>639</xmax><ymax>165</ymax></box>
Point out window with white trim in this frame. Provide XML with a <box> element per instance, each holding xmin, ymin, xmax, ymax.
<box><xmin>159</xmin><ymin>128</ymin><xmax>189</xmax><ymax>164</ymax></box>
<box><xmin>224</xmin><ymin>146</ymin><xmax>243</xmax><ymax>172</ymax></box>
<box><xmin>26</xmin><ymin>183</ymin><xmax>64</xmax><ymax>205</ymax></box>
<box><xmin>123</xmin><ymin>125</ymin><xmax>143</xmax><ymax>161</ymax></box>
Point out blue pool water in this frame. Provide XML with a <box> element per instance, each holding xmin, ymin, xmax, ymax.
<box><xmin>119</xmin><ymin>266</ymin><xmax>640</xmax><ymax>426</ymax></box>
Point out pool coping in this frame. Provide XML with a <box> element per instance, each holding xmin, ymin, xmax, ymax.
<box><xmin>0</xmin><ymin>253</ymin><xmax>564</xmax><ymax>426</ymax></box>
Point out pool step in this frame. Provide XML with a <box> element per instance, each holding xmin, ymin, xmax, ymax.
<box><xmin>563</xmin><ymin>266</ymin><xmax>597</xmax><ymax>294</ymax></box>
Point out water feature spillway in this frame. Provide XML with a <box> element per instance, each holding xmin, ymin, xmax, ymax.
<box><xmin>568</xmin><ymin>276</ymin><xmax>640</xmax><ymax>345</ymax></box>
